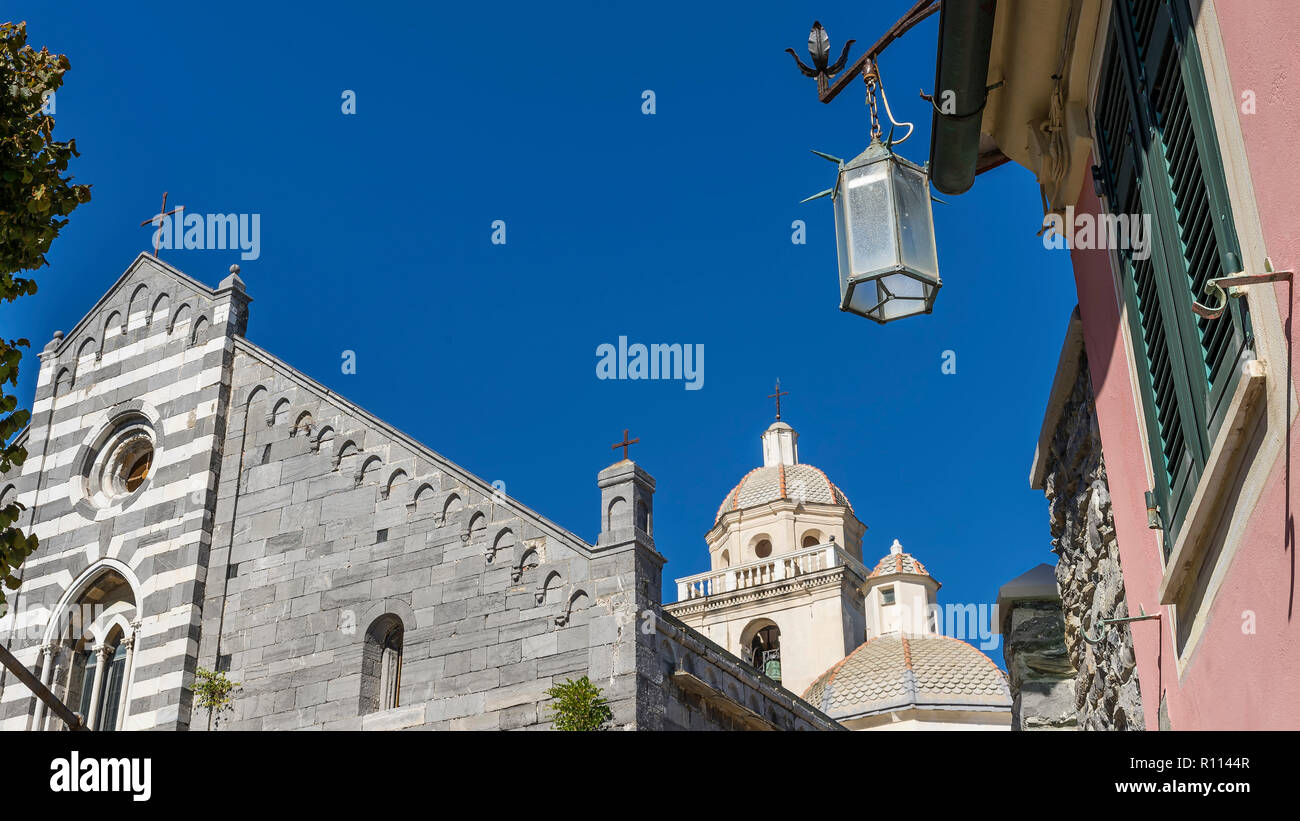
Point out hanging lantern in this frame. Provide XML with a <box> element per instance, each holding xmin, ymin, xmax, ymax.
<box><xmin>811</xmin><ymin>138</ymin><xmax>941</xmax><ymax>323</ymax></box>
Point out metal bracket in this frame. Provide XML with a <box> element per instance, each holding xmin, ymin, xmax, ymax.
<box><xmin>1144</xmin><ymin>490</ymin><xmax>1163</xmax><ymax>530</ymax></box>
<box><xmin>787</xmin><ymin>3</ymin><xmax>941</xmax><ymax>105</ymax></box>
<box><xmin>1082</xmin><ymin>605</ymin><xmax>1160</xmax><ymax>645</ymax></box>
<box><xmin>919</xmin><ymin>81</ymin><xmax>1003</xmax><ymax>123</ymax></box>
<box><xmin>1191</xmin><ymin>264</ymin><xmax>1292</xmax><ymax>320</ymax></box>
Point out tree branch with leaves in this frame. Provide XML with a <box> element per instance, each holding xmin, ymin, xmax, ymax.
<box><xmin>545</xmin><ymin>675</ymin><xmax>613</xmax><ymax>731</ymax></box>
<box><xmin>0</xmin><ymin>21</ymin><xmax>91</xmax><ymax>607</ymax></box>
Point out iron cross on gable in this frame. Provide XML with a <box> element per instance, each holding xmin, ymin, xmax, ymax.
<box><xmin>140</xmin><ymin>191</ymin><xmax>183</xmax><ymax>258</ymax></box>
<box><xmin>612</xmin><ymin>429</ymin><xmax>639</xmax><ymax>461</ymax></box>
<box><xmin>768</xmin><ymin>379</ymin><xmax>789</xmax><ymax>420</ymax></box>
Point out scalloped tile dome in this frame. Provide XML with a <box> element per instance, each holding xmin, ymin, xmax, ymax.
<box><xmin>714</xmin><ymin>462</ymin><xmax>853</xmax><ymax>524</ymax></box>
<box><xmin>868</xmin><ymin>549</ymin><xmax>932</xmax><ymax>579</ymax></box>
<box><xmin>802</xmin><ymin>633</ymin><xmax>1011</xmax><ymax>720</ymax></box>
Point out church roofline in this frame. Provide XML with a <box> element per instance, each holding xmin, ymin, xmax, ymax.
<box><xmin>229</xmin><ymin>336</ymin><xmax>615</xmax><ymax>561</ymax></box>
<box><xmin>50</xmin><ymin>253</ymin><xmax>228</xmax><ymax>358</ymax></box>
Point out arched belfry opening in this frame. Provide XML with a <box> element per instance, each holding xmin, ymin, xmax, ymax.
<box><xmin>741</xmin><ymin>619</ymin><xmax>782</xmax><ymax>684</ymax></box>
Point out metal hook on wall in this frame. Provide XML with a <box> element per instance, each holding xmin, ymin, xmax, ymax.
<box><xmin>1082</xmin><ymin>605</ymin><xmax>1161</xmax><ymax>645</ymax></box>
<box><xmin>1191</xmin><ymin>259</ymin><xmax>1292</xmax><ymax>320</ymax></box>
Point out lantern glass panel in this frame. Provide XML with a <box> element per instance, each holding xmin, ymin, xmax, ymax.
<box><xmin>845</xmin><ymin>280</ymin><xmax>879</xmax><ymax>316</ymax></box>
<box><xmin>892</xmin><ymin>162</ymin><xmax>938</xmax><ymax>279</ymax></box>
<box><xmin>876</xmin><ymin>274</ymin><xmax>932</xmax><ymax>322</ymax></box>
<box><xmin>841</xmin><ymin>162</ymin><xmax>897</xmax><ymax>276</ymax></box>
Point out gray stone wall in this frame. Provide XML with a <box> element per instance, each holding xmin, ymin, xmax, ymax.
<box><xmin>196</xmin><ymin>339</ymin><xmax>650</xmax><ymax>730</ymax></box>
<box><xmin>1001</xmin><ymin>599</ymin><xmax>1076</xmax><ymax>730</ymax></box>
<box><xmin>1039</xmin><ymin>351</ymin><xmax>1143</xmax><ymax>730</ymax></box>
<box><xmin>640</xmin><ymin>613</ymin><xmax>843</xmax><ymax>731</ymax></box>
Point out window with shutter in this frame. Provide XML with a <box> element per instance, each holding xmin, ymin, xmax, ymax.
<box><xmin>1093</xmin><ymin>0</ymin><xmax>1250</xmax><ymax>557</ymax></box>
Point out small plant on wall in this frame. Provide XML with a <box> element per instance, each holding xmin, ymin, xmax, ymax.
<box><xmin>191</xmin><ymin>668</ymin><xmax>240</xmax><ymax>729</ymax></box>
<box><xmin>545</xmin><ymin>676</ymin><xmax>612</xmax><ymax>731</ymax></box>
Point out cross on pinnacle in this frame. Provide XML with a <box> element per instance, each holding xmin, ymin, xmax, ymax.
<box><xmin>612</xmin><ymin>428</ymin><xmax>639</xmax><ymax>461</ymax></box>
<box><xmin>768</xmin><ymin>379</ymin><xmax>789</xmax><ymax>420</ymax></box>
<box><xmin>140</xmin><ymin>192</ymin><xmax>183</xmax><ymax>258</ymax></box>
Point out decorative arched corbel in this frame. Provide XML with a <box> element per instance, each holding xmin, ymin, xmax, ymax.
<box><xmin>485</xmin><ymin>527</ymin><xmax>514</xmax><ymax>565</ymax></box>
<box><xmin>311</xmin><ymin>425</ymin><xmax>334</xmax><ymax>453</ymax></box>
<box><xmin>354</xmin><ymin>454</ymin><xmax>382</xmax><ymax>487</ymax></box>
<box><xmin>435</xmin><ymin>492</ymin><xmax>461</xmax><ymax>527</ymax></box>
<box><xmin>555</xmin><ymin>589</ymin><xmax>589</xmax><ymax>627</ymax></box>
<box><xmin>512</xmin><ymin>547</ymin><xmax>540</xmax><ymax>583</ymax></box>
<box><xmin>535</xmin><ymin>570</ymin><xmax>562</xmax><ymax>606</ymax></box>
<box><xmin>461</xmin><ymin>510</ymin><xmax>486</xmax><ymax>544</ymax></box>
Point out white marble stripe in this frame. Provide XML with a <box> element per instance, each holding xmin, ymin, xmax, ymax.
<box><xmin>30</xmin><ymin>335</ymin><xmax>227</xmax><ymax>414</ymax></box>
<box><xmin>43</xmin><ymin>393</ymin><xmax>222</xmax><ymax>445</ymax></box>
<box><xmin>16</xmin><ymin>430</ymin><xmax>216</xmax><ymax>501</ymax></box>
<box><xmin>17</xmin><ymin>508</ymin><xmax>207</xmax><ymax>572</ymax></box>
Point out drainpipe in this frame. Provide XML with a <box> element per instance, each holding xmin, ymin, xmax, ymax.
<box><xmin>928</xmin><ymin>0</ymin><xmax>999</xmax><ymax>194</ymax></box>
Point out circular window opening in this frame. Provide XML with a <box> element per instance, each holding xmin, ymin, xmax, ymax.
<box><xmin>116</xmin><ymin>441</ymin><xmax>154</xmax><ymax>493</ymax></box>
<box><xmin>755</xmin><ymin>539</ymin><xmax>772</xmax><ymax>559</ymax></box>
<box><xmin>80</xmin><ymin>414</ymin><xmax>158</xmax><ymax>509</ymax></box>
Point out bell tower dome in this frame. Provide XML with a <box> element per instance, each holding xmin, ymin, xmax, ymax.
<box><xmin>666</xmin><ymin>408</ymin><xmax>869</xmax><ymax>697</ymax></box>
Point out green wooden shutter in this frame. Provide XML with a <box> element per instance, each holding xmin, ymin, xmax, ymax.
<box><xmin>1141</xmin><ymin>0</ymin><xmax>1252</xmax><ymax>438</ymax></box>
<box><xmin>1096</xmin><ymin>35</ymin><xmax>1198</xmax><ymax>555</ymax></box>
<box><xmin>1094</xmin><ymin>0</ymin><xmax>1248</xmax><ymax>557</ymax></box>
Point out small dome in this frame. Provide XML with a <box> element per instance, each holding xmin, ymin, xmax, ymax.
<box><xmin>868</xmin><ymin>540</ymin><xmax>934</xmax><ymax>581</ymax></box>
<box><xmin>802</xmin><ymin>634</ymin><xmax>1011</xmax><ymax>720</ymax></box>
<box><xmin>715</xmin><ymin>462</ymin><xmax>852</xmax><ymax>524</ymax></box>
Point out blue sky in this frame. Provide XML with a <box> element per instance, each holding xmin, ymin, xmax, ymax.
<box><xmin>3</xmin><ymin>1</ymin><xmax>1078</xmax><ymax>658</ymax></box>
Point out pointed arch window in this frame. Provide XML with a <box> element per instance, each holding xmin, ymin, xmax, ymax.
<box><xmin>48</xmin><ymin>568</ymin><xmax>138</xmax><ymax>732</ymax></box>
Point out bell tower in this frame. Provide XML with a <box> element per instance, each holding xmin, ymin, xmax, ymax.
<box><xmin>665</xmin><ymin>415</ymin><xmax>869</xmax><ymax>696</ymax></box>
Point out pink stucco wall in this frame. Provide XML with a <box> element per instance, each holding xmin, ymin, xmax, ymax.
<box><xmin>1070</xmin><ymin>0</ymin><xmax>1300</xmax><ymax>729</ymax></box>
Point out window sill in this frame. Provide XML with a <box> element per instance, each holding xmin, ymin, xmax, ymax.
<box><xmin>1158</xmin><ymin>359</ymin><xmax>1268</xmax><ymax>605</ymax></box>
<box><xmin>359</xmin><ymin>702</ymin><xmax>425</xmax><ymax>731</ymax></box>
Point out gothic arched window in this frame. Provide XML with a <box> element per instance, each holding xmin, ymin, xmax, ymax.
<box><xmin>55</xmin><ymin>568</ymin><xmax>137</xmax><ymax>731</ymax></box>
<box><xmin>360</xmin><ymin>615</ymin><xmax>403</xmax><ymax>715</ymax></box>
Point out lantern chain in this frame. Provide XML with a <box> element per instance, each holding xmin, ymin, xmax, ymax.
<box><xmin>864</xmin><ymin>60</ymin><xmax>882</xmax><ymax>141</ymax></box>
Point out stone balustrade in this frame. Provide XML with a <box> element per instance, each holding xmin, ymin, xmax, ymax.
<box><xmin>675</xmin><ymin>543</ymin><xmax>867</xmax><ymax>602</ymax></box>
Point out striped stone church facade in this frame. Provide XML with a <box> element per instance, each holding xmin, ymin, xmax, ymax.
<box><xmin>0</xmin><ymin>254</ymin><xmax>840</xmax><ymax>731</ymax></box>
<box><xmin>0</xmin><ymin>255</ymin><xmax>243</xmax><ymax>730</ymax></box>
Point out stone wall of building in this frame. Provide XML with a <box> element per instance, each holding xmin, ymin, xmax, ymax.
<box><xmin>1039</xmin><ymin>351</ymin><xmax>1142</xmax><ymax>730</ymax></box>
<box><xmin>1000</xmin><ymin>596</ymin><xmax>1077</xmax><ymax>730</ymax></box>
<box><xmin>196</xmin><ymin>339</ymin><xmax>652</xmax><ymax>731</ymax></box>
<box><xmin>639</xmin><ymin>613</ymin><xmax>843</xmax><ymax>731</ymax></box>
